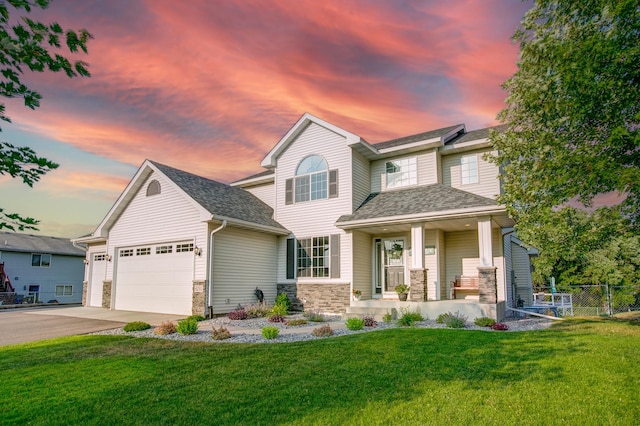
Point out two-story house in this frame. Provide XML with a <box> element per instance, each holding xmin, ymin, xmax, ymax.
<box><xmin>75</xmin><ymin>113</ymin><xmax>536</xmax><ymax>320</ymax></box>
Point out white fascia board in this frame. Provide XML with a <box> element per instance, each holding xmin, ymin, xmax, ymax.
<box><xmin>377</xmin><ymin>138</ymin><xmax>442</xmax><ymax>155</ymax></box>
<box><xmin>209</xmin><ymin>215</ymin><xmax>290</xmax><ymax>236</ymax></box>
<box><xmin>261</xmin><ymin>113</ymin><xmax>361</xmax><ymax>168</ymax></box>
<box><xmin>336</xmin><ymin>205</ymin><xmax>507</xmax><ymax>229</ymax></box>
<box><xmin>229</xmin><ymin>173</ymin><xmax>274</xmax><ymax>187</ymax></box>
<box><xmin>440</xmin><ymin>138</ymin><xmax>491</xmax><ymax>155</ymax></box>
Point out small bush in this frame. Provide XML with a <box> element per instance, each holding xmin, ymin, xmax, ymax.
<box><xmin>270</xmin><ymin>303</ymin><xmax>288</xmax><ymax>316</ymax></box>
<box><xmin>154</xmin><ymin>321</ymin><xmax>176</xmax><ymax>335</ymax></box>
<box><xmin>187</xmin><ymin>315</ymin><xmax>205</xmax><ymax>322</ymax></box>
<box><xmin>445</xmin><ymin>316</ymin><xmax>466</xmax><ymax>329</ymax></box>
<box><xmin>123</xmin><ymin>321</ymin><xmax>151</xmax><ymax>332</ymax></box>
<box><xmin>211</xmin><ymin>326</ymin><xmax>232</xmax><ymax>340</ymax></box>
<box><xmin>176</xmin><ymin>318</ymin><xmax>198</xmax><ymax>335</ymax></box>
<box><xmin>284</xmin><ymin>319</ymin><xmax>307</xmax><ymax>326</ymax></box>
<box><xmin>227</xmin><ymin>309</ymin><xmax>248</xmax><ymax>320</ymax></box>
<box><xmin>491</xmin><ymin>322</ymin><xmax>509</xmax><ymax>331</ymax></box>
<box><xmin>474</xmin><ymin>317</ymin><xmax>496</xmax><ymax>327</ymax></box>
<box><xmin>345</xmin><ymin>317</ymin><xmax>365</xmax><ymax>331</ymax></box>
<box><xmin>382</xmin><ymin>312</ymin><xmax>393</xmax><ymax>323</ymax></box>
<box><xmin>304</xmin><ymin>311</ymin><xmax>325</xmax><ymax>322</ymax></box>
<box><xmin>274</xmin><ymin>292</ymin><xmax>292</xmax><ymax>312</ymax></box>
<box><xmin>363</xmin><ymin>316</ymin><xmax>378</xmax><ymax>327</ymax></box>
<box><xmin>268</xmin><ymin>314</ymin><xmax>285</xmax><ymax>323</ymax></box>
<box><xmin>312</xmin><ymin>324</ymin><xmax>334</xmax><ymax>337</ymax></box>
<box><xmin>245</xmin><ymin>302</ymin><xmax>270</xmax><ymax>318</ymax></box>
<box><xmin>397</xmin><ymin>309</ymin><xmax>424</xmax><ymax>327</ymax></box>
<box><xmin>436</xmin><ymin>312</ymin><xmax>450</xmax><ymax>324</ymax></box>
<box><xmin>261</xmin><ymin>326</ymin><xmax>279</xmax><ymax>339</ymax></box>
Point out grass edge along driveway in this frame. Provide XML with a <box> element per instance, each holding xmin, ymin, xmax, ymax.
<box><xmin>1</xmin><ymin>314</ymin><xmax>638</xmax><ymax>425</ymax></box>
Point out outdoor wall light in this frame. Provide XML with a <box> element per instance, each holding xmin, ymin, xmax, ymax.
<box><xmin>194</xmin><ymin>246</ymin><xmax>202</xmax><ymax>256</ymax></box>
<box><xmin>105</xmin><ymin>255</ymin><xmax>112</xmax><ymax>262</ymax></box>
<box><xmin>83</xmin><ymin>258</ymin><xmax>89</xmax><ymax>265</ymax></box>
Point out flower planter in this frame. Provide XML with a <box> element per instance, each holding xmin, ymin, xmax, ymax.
<box><xmin>398</xmin><ymin>293</ymin><xmax>408</xmax><ymax>301</ymax></box>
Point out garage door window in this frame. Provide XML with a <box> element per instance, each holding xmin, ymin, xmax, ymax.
<box><xmin>136</xmin><ymin>247</ymin><xmax>151</xmax><ymax>256</ymax></box>
<box><xmin>120</xmin><ymin>249</ymin><xmax>134</xmax><ymax>257</ymax></box>
<box><xmin>176</xmin><ymin>243</ymin><xmax>194</xmax><ymax>252</ymax></box>
<box><xmin>156</xmin><ymin>245</ymin><xmax>173</xmax><ymax>254</ymax></box>
<box><xmin>94</xmin><ymin>254</ymin><xmax>106</xmax><ymax>261</ymax></box>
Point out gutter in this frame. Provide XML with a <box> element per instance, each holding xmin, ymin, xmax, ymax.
<box><xmin>207</xmin><ymin>220</ymin><xmax>227</xmax><ymax>318</ymax></box>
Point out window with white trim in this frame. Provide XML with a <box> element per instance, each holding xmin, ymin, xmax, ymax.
<box><xmin>286</xmin><ymin>156</ymin><xmax>338</xmax><ymax>204</ymax></box>
<box><xmin>31</xmin><ymin>254</ymin><xmax>51</xmax><ymax>267</ymax></box>
<box><xmin>176</xmin><ymin>243</ymin><xmax>194</xmax><ymax>253</ymax></box>
<box><xmin>461</xmin><ymin>154</ymin><xmax>479</xmax><ymax>184</ymax></box>
<box><xmin>386</xmin><ymin>157</ymin><xmax>417</xmax><ymax>189</ymax></box>
<box><xmin>297</xmin><ymin>236</ymin><xmax>329</xmax><ymax>277</ymax></box>
<box><xmin>55</xmin><ymin>285</ymin><xmax>73</xmax><ymax>296</ymax></box>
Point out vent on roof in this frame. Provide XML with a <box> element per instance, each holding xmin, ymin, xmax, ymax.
<box><xmin>146</xmin><ymin>180</ymin><xmax>161</xmax><ymax>196</ymax></box>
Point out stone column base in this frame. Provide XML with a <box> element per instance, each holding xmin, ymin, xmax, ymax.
<box><xmin>102</xmin><ymin>280</ymin><xmax>112</xmax><ymax>309</ymax></box>
<box><xmin>82</xmin><ymin>281</ymin><xmax>88</xmax><ymax>306</ymax></box>
<box><xmin>477</xmin><ymin>266</ymin><xmax>498</xmax><ymax>304</ymax></box>
<box><xmin>192</xmin><ymin>280</ymin><xmax>206</xmax><ymax>316</ymax></box>
<box><xmin>409</xmin><ymin>269</ymin><xmax>428</xmax><ymax>301</ymax></box>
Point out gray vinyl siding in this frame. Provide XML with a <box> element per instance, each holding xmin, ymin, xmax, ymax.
<box><xmin>512</xmin><ymin>242</ymin><xmax>533</xmax><ymax>306</ymax></box>
<box><xmin>274</xmin><ymin>122</ymin><xmax>353</xmax><ymax>284</ymax></box>
<box><xmin>352</xmin><ymin>151</ymin><xmax>371</xmax><ymax>211</ymax></box>
<box><xmin>441</xmin><ymin>148</ymin><xmax>500</xmax><ymax>199</ymax></box>
<box><xmin>352</xmin><ymin>231</ymin><xmax>372</xmax><ymax>298</ymax></box>
<box><xmin>243</xmin><ymin>182</ymin><xmax>275</xmax><ymax>209</ymax></box>
<box><xmin>210</xmin><ymin>227</ymin><xmax>278</xmax><ymax>314</ymax></box>
<box><xmin>504</xmin><ymin>233</ymin><xmax>514</xmax><ymax>307</ymax></box>
<box><xmin>0</xmin><ymin>251</ymin><xmax>84</xmax><ymax>303</ymax></box>
<box><xmin>107</xmin><ymin>171</ymin><xmax>209</xmax><ymax>282</ymax></box>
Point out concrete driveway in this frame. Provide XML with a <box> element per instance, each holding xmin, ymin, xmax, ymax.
<box><xmin>0</xmin><ymin>305</ymin><xmax>186</xmax><ymax>347</ymax></box>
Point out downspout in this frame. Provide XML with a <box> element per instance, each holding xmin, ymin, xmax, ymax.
<box><xmin>207</xmin><ymin>220</ymin><xmax>227</xmax><ymax>318</ymax></box>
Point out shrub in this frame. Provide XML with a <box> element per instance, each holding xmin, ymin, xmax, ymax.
<box><xmin>345</xmin><ymin>317</ymin><xmax>365</xmax><ymax>331</ymax></box>
<box><xmin>382</xmin><ymin>312</ymin><xmax>393</xmax><ymax>323</ymax></box>
<box><xmin>176</xmin><ymin>318</ymin><xmax>198</xmax><ymax>335</ymax></box>
<box><xmin>211</xmin><ymin>326</ymin><xmax>232</xmax><ymax>340</ymax></box>
<box><xmin>439</xmin><ymin>311</ymin><xmax>467</xmax><ymax>329</ymax></box>
<box><xmin>227</xmin><ymin>309</ymin><xmax>248</xmax><ymax>320</ymax></box>
<box><xmin>187</xmin><ymin>315</ymin><xmax>205</xmax><ymax>322</ymax></box>
<box><xmin>245</xmin><ymin>302</ymin><xmax>270</xmax><ymax>318</ymax></box>
<box><xmin>474</xmin><ymin>317</ymin><xmax>496</xmax><ymax>327</ymax></box>
<box><xmin>270</xmin><ymin>303</ymin><xmax>288</xmax><ymax>316</ymax></box>
<box><xmin>154</xmin><ymin>321</ymin><xmax>176</xmax><ymax>335</ymax></box>
<box><xmin>312</xmin><ymin>324</ymin><xmax>334</xmax><ymax>337</ymax></box>
<box><xmin>274</xmin><ymin>292</ymin><xmax>291</xmax><ymax>312</ymax></box>
<box><xmin>284</xmin><ymin>319</ymin><xmax>307</xmax><ymax>326</ymax></box>
<box><xmin>491</xmin><ymin>322</ymin><xmax>509</xmax><ymax>331</ymax></box>
<box><xmin>436</xmin><ymin>312</ymin><xmax>451</xmax><ymax>324</ymax></box>
<box><xmin>268</xmin><ymin>314</ymin><xmax>285</xmax><ymax>323</ymax></box>
<box><xmin>363</xmin><ymin>316</ymin><xmax>377</xmax><ymax>327</ymax></box>
<box><xmin>304</xmin><ymin>311</ymin><xmax>325</xmax><ymax>322</ymax></box>
<box><xmin>397</xmin><ymin>309</ymin><xmax>424</xmax><ymax>327</ymax></box>
<box><xmin>123</xmin><ymin>321</ymin><xmax>151</xmax><ymax>332</ymax></box>
<box><xmin>261</xmin><ymin>326</ymin><xmax>279</xmax><ymax>339</ymax></box>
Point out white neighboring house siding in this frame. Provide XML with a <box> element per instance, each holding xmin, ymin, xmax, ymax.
<box><xmin>370</xmin><ymin>149</ymin><xmax>439</xmax><ymax>192</ymax></box>
<box><xmin>441</xmin><ymin>148</ymin><xmax>500</xmax><ymax>199</ymax></box>
<box><xmin>210</xmin><ymin>226</ymin><xmax>278</xmax><ymax>314</ymax></box>
<box><xmin>274</xmin><ymin>122</ymin><xmax>353</xmax><ymax>283</ymax></box>
<box><xmin>106</xmin><ymin>171</ymin><xmax>208</xmax><ymax>283</ymax></box>
<box><xmin>243</xmin><ymin>181</ymin><xmax>275</xmax><ymax>210</ymax></box>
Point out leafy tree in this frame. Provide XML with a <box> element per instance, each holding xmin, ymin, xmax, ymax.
<box><xmin>489</xmin><ymin>0</ymin><xmax>639</xmax><ymax>226</ymax></box>
<box><xmin>489</xmin><ymin>0</ymin><xmax>640</xmax><ymax>285</ymax></box>
<box><xmin>0</xmin><ymin>0</ymin><xmax>91</xmax><ymax>231</ymax></box>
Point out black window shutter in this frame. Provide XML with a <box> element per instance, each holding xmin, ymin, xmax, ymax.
<box><xmin>329</xmin><ymin>169</ymin><xmax>338</xmax><ymax>198</ymax></box>
<box><xmin>330</xmin><ymin>234</ymin><xmax>340</xmax><ymax>278</ymax></box>
<box><xmin>286</xmin><ymin>238</ymin><xmax>295</xmax><ymax>279</ymax></box>
<box><xmin>285</xmin><ymin>178</ymin><xmax>293</xmax><ymax>205</ymax></box>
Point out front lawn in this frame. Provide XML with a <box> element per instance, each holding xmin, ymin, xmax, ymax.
<box><xmin>1</xmin><ymin>316</ymin><xmax>639</xmax><ymax>425</ymax></box>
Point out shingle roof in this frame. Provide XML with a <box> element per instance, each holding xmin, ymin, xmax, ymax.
<box><xmin>446</xmin><ymin>124</ymin><xmax>506</xmax><ymax>145</ymax></box>
<box><xmin>0</xmin><ymin>232</ymin><xmax>85</xmax><ymax>256</ymax></box>
<box><xmin>150</xmin><ymin>161</ymin><xmax>286</xmax><ymax>231</ymax></box>
<box><xmin>372</xmin><ymin>124</ymin><xmax>463</xmax><ymax>150</ymax></box>
<box><xmin>336</xmin><ymin>184</ymin><xmax>498</xmax><ymax>223</ymax></box>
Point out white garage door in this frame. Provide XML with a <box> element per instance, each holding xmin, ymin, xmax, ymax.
<box><xmin>114</xmin><ymin>242</ymin><xmax>194</xmax><ymax>315</ymax></box>
<box><xmin>88</xmin><ymin>253</ymin><xmax>107</xmax><ymax>307</ymax></box>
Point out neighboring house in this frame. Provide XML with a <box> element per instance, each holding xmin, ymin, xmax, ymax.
<box><xmin>0</xmin><ymin>232</ymin><xmax>86</xmax><ymax>305</ymax></box>
<box><xmin>76</xmin><ymin>113</ymin><xmax>536</xmax><ymax>320</ymax></box>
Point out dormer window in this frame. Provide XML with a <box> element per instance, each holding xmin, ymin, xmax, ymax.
<box><xmin>146</xmin><ymin>180</ymin><xmax>161</xmax><ymax>196</ymax></box>
<box><xmin>386</xmin><ymin>157</ymin><xmax>417</xmax><ymax>189</ymax></box>
<box><xmin>286</xmin><ymin>155</ymin><xmax>338</xmax><ymax>204</ymax></box>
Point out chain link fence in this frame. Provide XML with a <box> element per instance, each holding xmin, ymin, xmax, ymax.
<box><xmin>533</xmin><ymin>285</ymin><xmax>640</xmax><ymax>317</ymax></box>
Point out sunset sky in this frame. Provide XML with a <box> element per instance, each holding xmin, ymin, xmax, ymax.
<box><xmin>1</xmin><ymin>0</ymin><xmax>532</xmax><ymax>238</ymax></box>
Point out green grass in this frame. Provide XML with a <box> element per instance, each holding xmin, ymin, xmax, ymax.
<box><xmin>1</xmin><ymin>315</ymin><xmax>639</xmax><ymax>425</ymax></box>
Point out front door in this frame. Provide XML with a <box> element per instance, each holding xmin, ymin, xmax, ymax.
<box><xmin>374</xmin><ymin>238</ymin><xmax>406</xmax><ymax>297</ymax></box>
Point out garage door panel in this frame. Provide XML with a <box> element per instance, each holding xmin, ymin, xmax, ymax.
<box><xmin>114</xmin><ymin>245</ymin><xmax>193</xmax><ymax>315</ymax></box>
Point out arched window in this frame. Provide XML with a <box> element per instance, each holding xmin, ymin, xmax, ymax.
<box><xmin>146</xmin><ymin>179</ymin><xmax>161</xmax><ymax>196</ymax></box>
<box><xmin>295</xmin><ymin>155</ymin><xmax>327</xmax><ymax>202</ymax></box>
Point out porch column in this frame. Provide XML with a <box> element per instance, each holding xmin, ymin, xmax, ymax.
<box><xmin>410</xmin><ymin>224</ymin><xmax>427</xmax><ymax>301</ymax></box>
<box><xmin>477</xmin><ymin>216</ymin><xmax>493</xmax><ymax>267</ymax></box>
<box><xmin>477</xmin><ymin>266</ymin><xmax>498</xmax><ymax>304</ymax></box>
